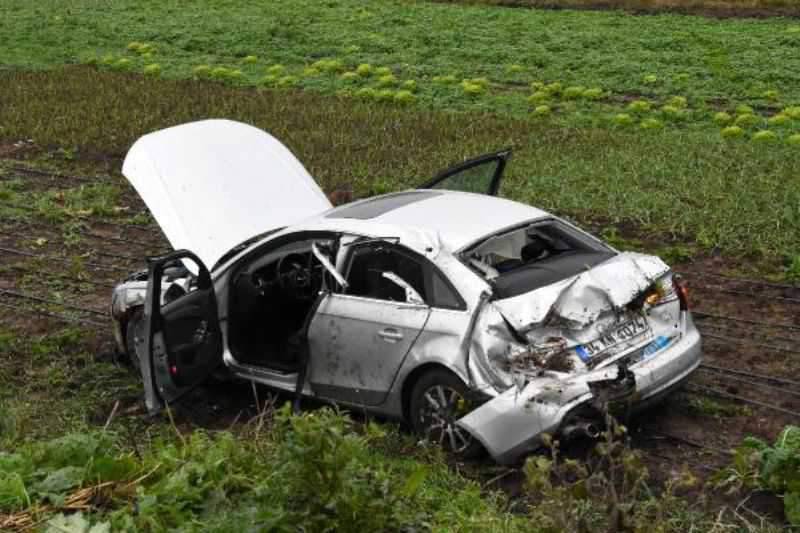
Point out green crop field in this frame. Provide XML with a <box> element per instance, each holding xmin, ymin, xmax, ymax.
<box><xmin>2</xmin><ymin>0</ymin><xmax>799</xmax><ymax>273</ymax></box>
<box><xmin>2</xmin><ymin>0</ymin><xmax>800</xmax><ymax>530</ymax></box>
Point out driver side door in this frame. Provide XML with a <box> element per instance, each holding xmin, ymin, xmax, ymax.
<box><xmin>139</xmin><ymin>250</ymin><xmax>223</xmax><ymax>413</ymax></box>
<box><xmin>418</xmin><ymin>149</ymin><xmax>511</xmax><ymax>196</ymax></box>
<box><xmin>307</xmin><ymin>242</ymin><xmax>431</xmax><ymax>406</ymax></box>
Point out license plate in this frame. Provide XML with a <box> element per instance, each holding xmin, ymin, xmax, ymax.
<box><xmin>575</xmin><ymin>315</ymin><xmax>650</xmax><ymax>363</ymax></box>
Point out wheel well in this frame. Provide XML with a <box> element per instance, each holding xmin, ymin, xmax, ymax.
<box><xmin>401</xmin><ymin>363</ymin><xmax>461</xmax><ymax>422</ymax></box>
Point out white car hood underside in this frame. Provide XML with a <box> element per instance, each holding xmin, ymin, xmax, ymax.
<box><xmin>122</xmin><ymin>119</ymin><xmax>332</xmax><ymax>268</ymax></box>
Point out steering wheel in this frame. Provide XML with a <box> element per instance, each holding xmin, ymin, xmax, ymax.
<box><xmin>276</xmin><ymin>253</ymin><xmax>315</xmax><ymax>300</ymax></box>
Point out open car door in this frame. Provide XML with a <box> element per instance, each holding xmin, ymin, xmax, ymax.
<box><xmin>140</xmin><ymin>250</ymin><xmax>223</xmax><ymax>413</ymax></box>
<box><xmin>418</xmin><ymin>149</ymin><xmax>511</xmax><ymax>196</ymax></box>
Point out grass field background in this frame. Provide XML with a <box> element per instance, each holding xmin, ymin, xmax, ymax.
<box><xmin>0</xmin><ymin>0</ymin><xmax>798</xmax><ymax>264</ymax></box>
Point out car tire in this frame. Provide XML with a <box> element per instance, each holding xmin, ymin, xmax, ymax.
<box><xmin>409</xmin><ymin>369</ymin><xmax>484</xmax><ymax>459</ymax></box>
<box><xmin>124</xmin><ymin>307</ymin><xmax>144</xmax><ymax>371</ymax></box>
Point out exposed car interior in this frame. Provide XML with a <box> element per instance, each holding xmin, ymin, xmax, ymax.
<box><xmin>343</xmin><ymin>241</ymin><xmax>465</xmax><ymax>310</ymax></box>
<box><xmin>227</xmin><ymin>236</ymin><xmax>468</xmax><ymax>371</ymax></box>
<box><xmin>228</xmin><ymin>237</ymin><xmax>332</xmax><ymax>371</ymax></box>
<box><xmin>463</xmin><ymin>219</ymin><xmax>616</xmax><ymax>298</ymax></box>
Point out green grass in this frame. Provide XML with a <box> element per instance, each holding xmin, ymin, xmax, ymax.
<box><xmin>2</xmin><ymin>0</ymin><xmax>800</xmax><ymax>137</ymax></box>
<box><xmin>1</xmin><ymin>68</ymin><xmax>798</xmax><ymax>271</ymax></box>
<box><xmin>433</xmin><ymin>0</ymin><xmax>800</xmax><ymax>16</ymax></box>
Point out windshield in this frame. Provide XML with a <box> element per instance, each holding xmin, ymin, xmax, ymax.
<box><xmin>461</xmin><ymin>219</ymin><xmax>615</xmax><ymax>299</ymax></box>
<box><xmin>211</xmin><ymin>228</ymin><xmax>283</xmax><ymax>272</ymax></box>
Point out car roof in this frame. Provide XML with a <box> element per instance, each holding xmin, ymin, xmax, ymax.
<box><xmin>299</xmin><ymin>190</ymin><xmax>550</xmax><ymax>253</ymax></box>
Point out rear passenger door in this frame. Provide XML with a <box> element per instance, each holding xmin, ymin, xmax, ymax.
<box><xmin>418</xmin><ymin>149</ymin><xmax>511</xmax><ymax>196</ymax></box>
<box><xmin>307</xmin><ymin>242</ymin><xmax>431</xmax><ymax>406</ymax></box>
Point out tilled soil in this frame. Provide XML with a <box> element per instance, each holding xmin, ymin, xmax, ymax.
<box><xmin>1</xmin><ymin>161</ymin><xmax>797</xmax><ymax>522</ymax></box>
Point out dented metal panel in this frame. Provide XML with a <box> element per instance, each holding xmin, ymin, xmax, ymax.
<box><xmin>493</xmin><ymin>252</ymin><xmax>669</xmax><ymax>331</ymax></box>
<box><xmin>456</xmin><ymin>252</ymin><xmax>701</xmax><ymax>463</ymax></box>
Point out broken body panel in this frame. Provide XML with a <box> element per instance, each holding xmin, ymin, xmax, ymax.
<box><xmin>458</xmin><ymin>252</ymin><xmax>702</xmax><ymax>463</ymax></box>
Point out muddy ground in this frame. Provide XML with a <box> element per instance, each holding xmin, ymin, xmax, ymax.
<box><xmin>1</xmin><ymin>157</ymin><xmax>798</xmax><ymax>523</ymax></box>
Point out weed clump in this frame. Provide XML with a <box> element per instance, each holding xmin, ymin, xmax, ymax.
<box><xmin>432</xmin><ymin>74</ymin><xmax>458</xmax><ymax>85</ymax></box>
<box><xmin>582</xmin><ymin>87</ymin><xmax>604</xmax><ymax>100</ymax></box>
<box><xmin>461</xmin><ymin>79</ymin><xmax>487</xmax><ymax>95</ymax></box>
<box><xmin>356</xmin><ymin>63</ymin><xmax>372</xmax><ymax>77</ymax></box>
<box><xmin>783</xmin><ymin>106</ymin><xmax>800</xmax><ymax>119</ymax></box>
<box><xmin>400</xmin><ymin>79</ymin><xmax>417</xmax><ymax>92</ymax></box>
<box><xmin>527</xmin><ymin>91</ymin><xmax>550</xmax><ymax>105</ymax></box>
<box><xmin>533</xmin><ymin>104</ymin><xmax>551</xmax><ymax>117</ymax></box>
<box><xmin>713</xmin><ymin>111</ymin><xmax>732</xmax><ymax>125</ymax></box>
<box><xmin>241</xmin><ymin>55</ymin><xmax>258</xmax><ymax>64</ymax></box>
<box><xmin>721</xmin><ymin>125</ymin><xmax>745</xmax><ymax>138</ymax></box>
<box><xmin>768</xmin><ymin>114</ymin><xmax>790</xmax><ymax>126</ymax></box>
<box><xmin>562</xmin><ymin>86</ymin><xmax>586</xmax><ymax>100</ymax></box>
<box><xmin>735</xmin><ymin>113</ymin><xmax>760</xmax><ymax>127</ymax></box>
<box><xmin>377</xmin><ymin>74</ymin><xmax>397</xmax><ymax>87</ymax></box>
<box><xmin>311</xmin><ymin>58</ymin><xmax>343</xmax><ymax>73</ymax></box>
<box><xmin>355</xmin><ymin>87</ymin><xmax>377</xmax><ymax>99</ymax></box>
<box><xmin>640</xmin><ymin>118</ymin><xmax>664</xmax><ymax>130</ymax></box>
<box><xmin>276</xmin><ymin>75</ymin><xmax>298</xmax><ymax>87</ymax></box>
<box><xmin>716</xmin><ymin>426</ymin><xmax>800</xmax><ymax>526</ymax></box>
<box><xmin>668</xmin><ymin>95</ymin><xmax>688</xmax><ymax>108</ymax></box>
<box><xmin>762</xmin><ymin>89</ymin><xmax>779</xmax><ymax>100</ymax></box>
<box><xmin>192</xmin><ymin>65</ymin><xmax>212</xmax><ymax>79</ymax></box>
<box><xmin>0</xmin><ymin>407</ymin><xmax>524</xmax><ymax>531</ymax></box>
<box><xmin>266</xmin><ymin>64</ymin><xmax>285</xmax><ymax>76</ymax></box>
<box><xmin>752</xmin><ymin>130</ymin><xmax>777</xmax><ymax>142</ymax></box>
<box><xmin>393</xmin><ymin>90</ymin><xmax>416</xmax><ymax>104</ymax></box>
<box><xmin>788</xmin><ymin>133</ymin><xmax>800</xmax><ymax>146</ymax></box>
<box><xmin>627</xmin><ymin>100</ymin><xmax>651</xmax><ymax>113</ymax></box>
<box><xmin>544</xmin><ymin>81</ymin><xmax>562</xmax><ymax>95</ymax></box>
<box><xmin>375</xmin><ymin>89</ymin><xmax>395</xmax><ymax>101</ymax></box>
<box><xmin>142</xmin><ymin>63</ymin><xmax>161</xmax><ymax>77</ymax></box>
<box><xmin>112</xmin><ymin>58</ymin><xmax>131</xmax><ymax>71</ymax></box>
<box><xmin>613</xmin><ymin>113</ymin><xmax>634</xmax><ymax>126</ymax></box>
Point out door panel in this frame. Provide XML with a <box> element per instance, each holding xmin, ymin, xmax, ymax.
<box><xmin>307</xmin><ymin>294</ymin><xmax>430</xmax><ymax>406</ymax></box>
<box><xmin>419</xmin><ymin>149</ymin><xmax>511</xmax><ymax>196</ymax></box>
<box><xmin>141</xmin><ymin>250</ymin><xmax>222</xmax><ymax>413</ymax></box>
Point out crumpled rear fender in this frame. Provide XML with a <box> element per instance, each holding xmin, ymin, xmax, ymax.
<box><xmin>458</xmin><ymin>315</ymin><xmax>702</xmax><ymax>464</ymax></box>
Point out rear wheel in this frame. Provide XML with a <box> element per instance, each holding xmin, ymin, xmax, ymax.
<box><xmin>409</xmin><ymin>369</ymin><xmax>483</xmax><ymax>459</ymax></box>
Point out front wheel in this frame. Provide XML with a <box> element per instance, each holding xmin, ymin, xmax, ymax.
<box><xmin>124</xmin><ymin>307</ymin><xmax>145</xmax><ymax>371</ymax></box>
<box><xmin>409</xmin><ymin>369</ymin><xmax>484</xmax><ymax>459</ymax></box>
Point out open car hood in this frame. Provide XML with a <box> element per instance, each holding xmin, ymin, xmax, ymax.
<box><xmin>122</xmin><ymin>120</ymin><xmax>332</xmax><ymax>268</ymax></box>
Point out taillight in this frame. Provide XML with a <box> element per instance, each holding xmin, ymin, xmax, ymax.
<box><xmin>644</xmin><ymin>273</ymin><xmax>679</xmax><ymax>307</ymax></box>
<box><xmin>673</xmin><ymin>275</ymin><xmax>690</xmax><ymax>310</ymax></box>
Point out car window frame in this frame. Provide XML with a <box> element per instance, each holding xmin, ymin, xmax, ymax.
<box><xmin>342</xmin><ymin>240</ymin><xmax>466</xmax><ymax>311</ymax></box>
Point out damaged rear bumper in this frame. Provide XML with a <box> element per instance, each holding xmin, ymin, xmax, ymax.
<box><xmin>457</xmin><ymin>315</ymin><xmax>702</xmax><ymax>464</ymax></box>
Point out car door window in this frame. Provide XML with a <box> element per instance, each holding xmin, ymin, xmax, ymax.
<box><xmin>429</xmin><ymin>269</ymin><xmax>464</xmax><ymax>310</ymax></box>
<box><xmin>418</xmin><ymin>149</ymin><xmax>511</xmax><ymax>196</ymax></box>
<box><xmin>346</xmin><ymin>246</ymin><xmax>427</xmax><ymax>303</ymax></box>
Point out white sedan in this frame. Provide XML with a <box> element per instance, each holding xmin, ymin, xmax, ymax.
<box><xmin>111</xmin><ymin>120</ymin><xmax>702</xmax><ymax>463</ymax></box>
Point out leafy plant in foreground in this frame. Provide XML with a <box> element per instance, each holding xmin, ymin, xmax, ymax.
<box><xmin>716</xmin><ymin>426</ymin><xmax>800</xmax><ymax>525</ymax></box>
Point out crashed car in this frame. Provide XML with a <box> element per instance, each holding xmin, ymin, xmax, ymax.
<box><xmin>111</xmin><ymin>119</ymin><xmax>701</xmax><ymax>463</ymax></box>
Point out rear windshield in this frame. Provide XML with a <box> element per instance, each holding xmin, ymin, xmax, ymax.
<box><xmin>461</xmin><ymin>219</ymin><xmax>615</xmax><ymax>299</ymax></box>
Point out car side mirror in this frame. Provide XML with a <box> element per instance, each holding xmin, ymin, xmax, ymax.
<box><xmin>381</xmin><ymin>271</ymin><xmax>425</xmax><ymax>305</ymax></box>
